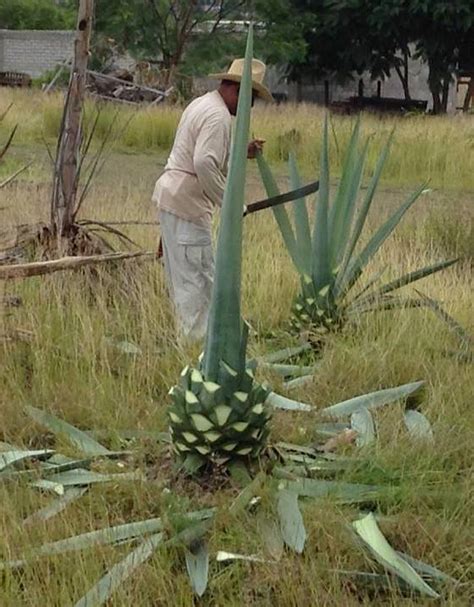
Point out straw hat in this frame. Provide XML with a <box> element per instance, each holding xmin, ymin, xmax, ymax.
<box><xmin>208</xmin><ymin>58</ymin><xmax>274</xmax><ymax>102</ymax></box>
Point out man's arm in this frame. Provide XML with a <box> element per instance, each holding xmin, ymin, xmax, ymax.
<box><xmin>193</xmin><ymin>115</ymin><xmax>230</xmax><ymax>208</ymax></box>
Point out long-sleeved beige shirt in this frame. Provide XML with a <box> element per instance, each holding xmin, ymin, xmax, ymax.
<box><xmin>153</xmin><ymin>90</ymin><xmax>232</xmax><ymax>228</ymax></box>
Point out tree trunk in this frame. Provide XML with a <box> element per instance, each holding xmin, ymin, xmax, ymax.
<box><xmin>394</xmin><ymin>50</ymin><xmax>411</xmax><ymax>101</ymax></box>
<box><xmin>463</xmin><ymin>77</ymin><xmax>474</xmax><ymax>112</ymax></box>
<box><xmin>50</xmin><ymin>0</ymin><xmax>93</xmax><ymax>248</ymax></box>
<box><xmin>441</xmin><ymin>76</ymin><xmax>450</xmax><ymax>113</ymax></box>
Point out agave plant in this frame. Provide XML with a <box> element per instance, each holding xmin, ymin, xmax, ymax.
<box><xmin>257</xmin><ymin>118</ymin><xmax>457</xmax><ymax>336</ymax></box>
<box><xmin>167</xmin><ymin>26</ymin><xmax>271</xmax><ymax>471</ymax></box>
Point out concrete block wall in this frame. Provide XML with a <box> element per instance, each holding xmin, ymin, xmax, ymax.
<box><xmin>0</xmin><ymin>30</ymin><xmax>74</xmax><ymax>78</ymax></box>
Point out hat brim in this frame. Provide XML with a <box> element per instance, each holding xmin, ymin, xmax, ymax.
<box><xmin>208</xmin><ymin>72</ymin><xmax>274</xmax><ymax>103</ymax></box>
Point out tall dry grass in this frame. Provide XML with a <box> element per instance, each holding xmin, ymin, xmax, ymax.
<box><xmin>1</xmin><ymin>88</ymin><xmax>474</xmax><ymax>190</ymax></box>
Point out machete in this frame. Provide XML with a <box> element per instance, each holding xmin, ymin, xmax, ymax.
<box><xmin>244</xmin><ymin>179</ymin><xmax>320</xmax><ymax>216</ymax></box>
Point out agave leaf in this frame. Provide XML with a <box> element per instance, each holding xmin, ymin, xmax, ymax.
<box><xmin>396</xmin><ymin>551</ymin><xmax>458</xmax><ymax>584</ymax></box>
<box><xmin>259</xmin><ymin>518</ymin><xmax>284</xmax><ymax>561</ymax></box>
<box><xmin>0</xmin><ymin>508</ymin><xmax>215</xmax><ymax>570</ymax></box>
<box><xmin>355</xmin><ymin>258</ymin><xmax>458</xmax><ymax>307</ymax></box>
<box><xmin>23</xmin><ymin>488</ymin><xmax>87</xmax><ymax>526</ymax></box>
<box><xmin>229</xmin><ymin>471</ymin><xmax>266</xmax><ymax>515</ymax></box>
<box><xmin>335</xmin><ymin>569</ymin><xmax>411</xmax><ymax>593</ymax></box>
<box><xmin>265</xmin><ymin>391</ymin><xmax>312</xmax><ymax>412</ymax></box>
<box><xmin>284</xmin><ymin>374</ymin><xmax>315</xmax><ymax>391</ymax></box>
<box><xmin>351</xmin><ymin>409</ymin><xmax>376</xmax><ymax>446</ymax></box>
<box><xmin>288</xmin><ymin>152</ymin><xmax>311</xmax><ymax>274</ymax></box>
<box><xmin>339</xmin><ymin>183</ymin><xmax>426</xmax><ymax>296</ymax></box>
<box><xmin>26</xmin><ymin>406</ymin><xmax>110</xmax><ymax>456</ymax></box>
<box><xmin>74</xmin><ymin>533</ymin><xmax>164</xmax><ymax>607</ymax></box>
<box><xmin>216</xmin><ymin>551</ymin><xmax>268</xmax><ymax>563</ymax></box>
<box><xmin>32</xmin><ymin>469</ymin><xmax>143</xmax><ymax>492</ymax></box>
<box><xmin>185</xmin><ymin>541</ymin><xmax>209</xmax><ymax>597</ymax></box>
<box><xmin>349</xmin><ymin>295</ymin><xmax>427</xmax><ymax>316</ymax></box>
<box><xmin>311</xmin><ymin>115</ymin><xmax>332</xmax><ymax>293</ymax></box>
<box><xmin>352</xmin><ymin>513</ymin><xmax>439</xmax><ymax>598</ymax></box>
<box><xmin>332</xmin><ymin>138</ymin><xmax>369</xmax><ymax>269</ymax></box>
<box><xmin>256</xmin><ymin>343</ymin><xmax>311</xmax><ymax>364</ymax></box>
<box><xmin>284</xmin><ymin>479</ymin><xmax>385</xmax><ymax>503</ymax></box>
<box><xmin>335</xmin><ymin>133</ymin><xmax>393</xmax><ymax>296</ymax></box>
<box><xmin>346</xmin><ymin>266</ymin><xmax>388</xmax><ymax>306</ymax></box>
<box><xmin>256</xmin><ymin>153</ymin><xmax>302</xmax><ymax>272</ymax></box>
<box><xmin>321</xmin><ymin>381</ymin><xmax>424</xmax><ymax>419</ymax></box>
<box><xmin>259</xmin><ymin>362</ymin><xmax>315</xmax><ymax>377</ymax></box>
<box><xmin>277</xmin><ymin>489</ymin><xmax>306</xmax><ymax>553</ymax></box>
<box><xmin>403</xmin><ymin>410</ymin><xmax>434</xmax><ymax>443</ymax></box>
<box><xmin>203</xmin><ymin>25</ymin><xmax>253</xmax><ymax>380</ymax></box>
<box><xmin>0</xmin><ymin>449</ymin><xmax>54</xmax><ymax>473</ymax></box>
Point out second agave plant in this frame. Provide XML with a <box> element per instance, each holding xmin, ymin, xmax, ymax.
<box><xmin>257</xmin><ymin>118</ymin><xmax>457</xmax><ymax>337</ymax></box>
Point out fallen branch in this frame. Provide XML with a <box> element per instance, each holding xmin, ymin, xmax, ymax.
<box><xmin>0</xmin><ymin>251</ymin><xmax>154</xmax><ymax>280</ymax></box>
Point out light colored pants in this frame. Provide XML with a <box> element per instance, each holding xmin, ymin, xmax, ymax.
<box><xmin>159</xmin><ymin>210</ymin><xmax>214</xmax><ymax>340</ymax></box>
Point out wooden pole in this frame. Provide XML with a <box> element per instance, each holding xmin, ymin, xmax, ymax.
<box><xmin>50</xmin><ymin>0</ymin><xmax>94</xmax><ymax>247</ymax></box>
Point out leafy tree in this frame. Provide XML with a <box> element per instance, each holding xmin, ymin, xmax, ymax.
<box><xmin>0</xmin><ymin>0</ymin><xmax>75</xmax><ymax>30</ymax></box>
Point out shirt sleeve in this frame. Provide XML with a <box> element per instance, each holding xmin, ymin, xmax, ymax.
<box><xmin>193</xmin><ymin>113</ymin><xmax>230</xmax><ymax>208</ymax></box>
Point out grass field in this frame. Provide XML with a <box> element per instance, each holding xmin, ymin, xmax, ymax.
<box><xmin>0</xmin><ymin>91</ymin><xmax>473</xmax><ymax>605</ymax></box>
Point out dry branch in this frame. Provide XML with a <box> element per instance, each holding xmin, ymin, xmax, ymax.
<box><xmin>0</xmin><ymin>251</ymin><xmax>154</xmax><ymax>280</ymax></box>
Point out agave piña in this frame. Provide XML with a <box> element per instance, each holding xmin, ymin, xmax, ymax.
<box><xmin>168</xmin><ymin>26</ymin><xmax>271</xmax><ymax>470</ymax></box>
<box><xmin>257</xmin><ymin>117</ymin><xmax>457</xmax><ymax>336</ymax></box>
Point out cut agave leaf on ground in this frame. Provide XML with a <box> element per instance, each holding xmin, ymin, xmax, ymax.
<box><xmin>229</xmin><ymin>472</ymin><xmax>266</xmax><ymax>516</ymax></box>
<box><xmin>314</xmin><ymin>422</ymin><xmax>351</xmax><ymax>437</ymax></box>
<box><xmin>216</xmin><ymin>551</ymin><xmax>268</xmax><ymax>564</ymax></box>
<box><xmin>284</xmin><ymin>374</ymin><xmax>315</xmax><ymax>391</ymax></box>
<box><xmin>275</xmin><ymin>442</ymin><xmax>318</xmax><ymax>457</ymax></box>
<box><xmin>321</xmin><ymin>381</ymin><xmax>424</xmax><ymax>419</ymax></box>
<box><xmin>335</xmin><ymin>569</ymin><xmax>412</xmax><ymax>594</ymax></box>
<box><xmin>403</xmin><ymin>410</ymin><xmax>434</xmax><ymax>443</ymax></box>
<box><xmin>256</xmin><ymin>343</ymin><xmax>312</xmax><ymax>365</ymax></box>
<box><xmin>352</xmin><ymin>513</ymin><xmax>439</xmax><ymax>598</ymax></box>
<box><xmin>23</xmin><ymin>487</ymin><xmax>88</xmax><ymax>526</ymax></box>
<box><xmin>277</xmin><ymin>489</ymin><xmax>306</xmax><ymax>554</ymax></box>
<box><xmin>185</xmin><ymin>541</ymin><xmax>209</xmax><ymax>597</ymax></box>
<box><xmin>74</xmin><ymin>532</ymin><xmax>163</xmax><ymax>607</ymax></box>
<box><xmin>26</xmin><ymin>406</ymin><xmax>110</xmax><ymax>455</ymax></box>
<box><xmin>104</xmin><ymin>337</ymin><xmax>142</xmax><ymax>356</ymax></box>
<box><xmin>32</xmin><ymin>469</ymin><xmax>144</xmax><ymax>491</ymax></box>
<box><xmin>396</xmin><ymin>551</ymin><xmax>458</xmax><ymax>585</ymax></box>
<box><xmin>283</xmin><ymin>479</ymin><xmax>386</xmax><ymax>504</ymax></box>
<box><xmin>351</xmin><ymin>409</ymin><xmax>376</xmax><ymax>446</ymax></box>
<box><xmin>89</xmin><ymin>429</ymin><xmax>171</xmax><ymax>443</ymax></box>
<box><xmin>0</xmin><ymin>449</ymin><xmax>54</xmax><ymax>472</ymax></box>
<box><xmin>0</xmin><ymin>508</ymin><xmax>215</xmax><ymax>570</ymax></box>
<box><xmin>259</xmin><ymin>519</ymin><xmax>284</xmax><ymax>561</ymax></box>
<box><xmin>266</xmin><ymin>392</ymin><xmax>312</xmax><ymax>412</ymax></box>
<box><xmin>259</xmin><ymin>362</ymin><xmax>315</xmax><ymax>378</ymax></box>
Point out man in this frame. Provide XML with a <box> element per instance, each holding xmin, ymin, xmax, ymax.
<box><xmin>152</xmin><ymin>58</ymin><xmax>273</xmax><ymax>339</ymax></box>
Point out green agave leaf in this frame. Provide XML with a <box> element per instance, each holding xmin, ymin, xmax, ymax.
<box><xmin>288</xmin><ymin>152</ymin><xmax>311</xmax><ymax>275</ymax></box>
<box><xmin>256</xmin><ymin>343</ymin><xmax>311</xmax><ymax>364</ymax></box>
<box><xmin>0</xmin><ymin>508</ymin><xmax>215</xmax><ymax>570</ymax></box>
<box><xmin>321</xmin><ymin>381</ymin><xmax>424</xmax><ymax>419</ymax></box>
<box><xmin>23</xmin><ymin>488</ymin><xmax>87</xmax><ymax>526</ymax></box>
<box><xmin>256</xmin><ymin>152</ymin><xmax>302</xmax><ymax>272</ymax></box>
<box><xmin>74</xmin><ymin>533</ymin><xmax>164</xmax><ymax>607</ymax></box>
<box><xmin>185</xmin><ymin>541</ymin><xmax>209</xmax><ymax>597</ymax></box>
<box><xmin>355</xmin><ymin>258</ymin><xmax>458</xmax><ymax>307</ymax></box>
<box><xmin>229</xmin><ymin>471</ymin><xmax>266</xmax><ymax>516</ymax></box>
<box><xmin>334</xmin><ymin>569</ymin><xmax>412</xmax><ymax>594</ymax></box>
<box><xmin>277</xmin><ymin>489</ymin><xmax>306</xmax><ymax>553</ymax></box>
<box><xmin>259</xmin><ymin>362</ymin><xmax>315</xmax><ymax>377</ymax></box>
<box><xmin>396</xmin><ymin>551</ymin><xmax>458</xmax><ymax>585</ymax></box>
<box><xmin>203</xmin><ymin>25</ymin><xmax>253</xmax><ymax>380</ymax></box>
<box><xmin>352</xmin><ymin>513</ymin><xmax>439</xmax><ymax>598</ymax></box>
<box><xmin>283</xmin><ymin>479</ymin><xmax>385</xmax><ymax>503</ymax></box>
<box><xmin>403</xmin><ymin>410</ymin><xmax>434</xmax><ymax>443</ymax></box>
<box><xmin>339</xmin><ymin>183</ymin><xmax>426</xmax><ymax>297</ymax></box>
<box><xmin>0</xmin><ymin>449</ymin><xmax>54</xmax><ymax>473</ymax></box>
<box><xmin>26</xmin><ymin>406</ymin><xmax>110</xmax><ymax>456</ymax></box>
<box><xmin>259</xmin><ymin>518</ymin><xmax>284</xmax><ymax>561</ymax></box>
<box><xmin>335</xmin><ymin>132</ymin><xmax>393</xmax><ymax>296</ymax></box>
<box><xmin>284</xmin><ymin>374</ymin><xmax>314</xmax><ymax>391</ymax></box>
<box><xmin>311</xmin><ymin>115</ymin><xmax>332</xmax><ymax>293</ymax></box>
<box><xmin>32</xmin><ymin>469</ymin><xmax>143</xmax><ymax>492</ymax></box>
<box><xmin>265</xmin><ymin>391</ymin><xmax>312</xmax><ymax>412</ymax></box>
<box><xmin>351</xmin><ymin>409</ymin><xmax>376</xmax><ymax>446</ymax></box>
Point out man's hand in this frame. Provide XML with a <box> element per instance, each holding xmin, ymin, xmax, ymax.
<box><xmin>247</xmin><ymin>138</ymin><xmax>266</xmax><ymax>159</ymax></box>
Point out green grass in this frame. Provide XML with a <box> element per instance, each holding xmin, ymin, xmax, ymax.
<box><xmin>0</xmin><ymin>105</ymin><xmax>473</xmax><ymax>605</ymax></box>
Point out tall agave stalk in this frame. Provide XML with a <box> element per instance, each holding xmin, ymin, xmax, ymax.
<box><xmin>168</xmin><ymin>26</ymin><xmax>271</xmax><ymax>471</ymax></box>
<box><xmin>257</xmin><ymin>117</ymin><xmax>457</xmax><ymax>336</ymax></box>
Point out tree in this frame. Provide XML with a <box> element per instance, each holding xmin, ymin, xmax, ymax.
<box><xmin>0</xmin><ymin>0</ymin><xmax>75</xmax><ymax>30</ymax></box>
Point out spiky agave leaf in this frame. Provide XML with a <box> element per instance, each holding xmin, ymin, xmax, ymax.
<box><xmin>257</xmin><ymin>117</ymin><xmax>457</xmax><ymax>336</ymax></box>
<box><xmin>168</xmin><ymin>25</ymin><xmax>271</xmax><ymax>468</ymax></box>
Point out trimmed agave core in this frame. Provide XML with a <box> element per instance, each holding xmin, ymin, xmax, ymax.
<box><xmin>168</xmin><ymin>364</ymin><xmax>271</xmax><ymax>463</ymax></box>
<box><xmin>291</xmin><ymin>274</ymin><xmax>342</xmax><ymax>334</ymax></box>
